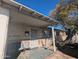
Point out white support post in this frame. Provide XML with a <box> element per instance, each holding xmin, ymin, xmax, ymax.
<box><xmin>0</xmin><ymin>7</ymin><xmax>9</xmax><ymax>59</ymax></box>
<box><xmin>52</xmin><ymin>27</ymin><xmax>56</xmax><ymax>52</ymax></box>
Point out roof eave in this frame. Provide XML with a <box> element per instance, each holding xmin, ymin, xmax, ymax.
<box><xmin>2</xmin><ymin>0</ymin><xmax>58</xmax><ymax>24</ymax></box>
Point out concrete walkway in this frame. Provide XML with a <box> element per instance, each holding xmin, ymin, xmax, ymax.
<box><xmin>29</xmin><ymin>48</ymin><xmax>53</xmax><ymax>59</ymax></box>
<box><xmin>17</xmin><ymin>48</ymin><xmax>53</xmax><ymax>59</ymax></box>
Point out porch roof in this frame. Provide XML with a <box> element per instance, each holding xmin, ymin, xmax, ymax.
<box><xmin>1</xmin><ymin>0</ymin><xmax>59</xmax><ymax>27</ymax></box>
<box><xmin>10</xmin><ymin>9</ymin><xmax>51</xmax><ymax>27</ymax></box>
<box><xmin>2</xmin><ymin>0</ymin><xmax>58</xmax><ymax>24</ymax></box>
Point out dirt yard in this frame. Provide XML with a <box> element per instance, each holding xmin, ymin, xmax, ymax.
<box><xmin>46</xmin><ymin>50</ymin><xmax>76</xmax><ymax>59</ymax></box>
<box><xmin>45</xmin><ymin>45</ymin><xmax>78</xmax><ymax>59</ymax></box>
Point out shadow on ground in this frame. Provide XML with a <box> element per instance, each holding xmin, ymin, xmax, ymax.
<box><xmin>57</xmin><ymin>44</ymin><xmax>78</xmax><ymax>58</ymax></box>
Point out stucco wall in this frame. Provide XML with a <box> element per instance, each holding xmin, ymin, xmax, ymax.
<box><xmin>0</xmin><ymin>7</ymin><xmax>9</xmax><ymax>59</ymax></box>
<box><xmin>6</xmin><ymin>22</ymin><xmax>43</xmax><ymax>59</ymax></box>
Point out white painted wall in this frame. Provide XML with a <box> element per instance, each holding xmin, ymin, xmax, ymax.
<box><xmin>6</xmin><ymin>22</ymin><xmax>30</xmax><ymax>59</ymax></box>
<box><xmin>0</xmin><ymin>7</ymin><xmax>9</xmax><ymax>59</ymax></box>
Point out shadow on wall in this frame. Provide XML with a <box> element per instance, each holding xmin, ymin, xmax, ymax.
<box><xmin>5</xmin><ymin>40</ymin><xmax>21</xmax><ymax>59</ymax></box>
<box><xmin>5</xmin><ymin>37</ymin><xmax>52</xmax><ymax>59</ymax></box>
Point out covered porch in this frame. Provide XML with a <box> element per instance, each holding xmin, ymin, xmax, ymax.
<box><xmin>0</xmin><ymin>0</ymin><xmax>56</xmax><ymax>59</ymax></box>
<box><xmin>6</xmin><ymin>7</ymin><xmax>52</xmax><ymax>59</ymax></box>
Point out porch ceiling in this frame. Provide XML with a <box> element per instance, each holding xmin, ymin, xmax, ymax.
<box><xmin>2</xmin><ymin>0</ymin><xmax>57</xmax><ymax>27</ymax></box>
<box><xmin>10</xmin><ymin>10</ymin><xmax>50</xmax><ymax>27</ymax></box>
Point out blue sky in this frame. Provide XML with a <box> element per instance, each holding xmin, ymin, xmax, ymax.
<box><xmin>16</xmin><ymin>0</ymin><xmax>60</xmax><ymax>16</ymax></box>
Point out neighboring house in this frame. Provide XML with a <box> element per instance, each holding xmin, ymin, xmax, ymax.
<box><xmin>0</xmin><ymin>0</ymin><xmax>57</xmax><ymax>59</ymax></box>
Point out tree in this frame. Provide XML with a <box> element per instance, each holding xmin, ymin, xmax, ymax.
<box><xmin>51</xmin><ymin>0</ymin><xmax>78</xmax><ymax>31</ymax></box>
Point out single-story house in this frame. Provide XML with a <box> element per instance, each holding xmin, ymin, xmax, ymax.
<box><xmin>0</xmin><ymin>0</ymin><xmax>57</xmax><ymax>59</ymax></box>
